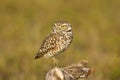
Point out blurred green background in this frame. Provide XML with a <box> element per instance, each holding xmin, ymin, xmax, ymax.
<box><xmin>0</xmin><ymin>0</ymin><xmax>120</xmax><ymax>80</ymax></box>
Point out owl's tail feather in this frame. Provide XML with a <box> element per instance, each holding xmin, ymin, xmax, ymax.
<box><xmin>34</xmin><ymin>51</ymin><xmax>43</xmax><ymax>59</ymax></box>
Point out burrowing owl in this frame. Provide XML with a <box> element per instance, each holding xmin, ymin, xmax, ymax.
<box><xmin>34</xmin><ymin>21</ymin><xmax>73</xmax><ymax>65</ymax></box>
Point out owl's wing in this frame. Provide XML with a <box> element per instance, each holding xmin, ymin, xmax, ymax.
<box><xmin>34</xmin><ymin>32</ymin><xmax>61</xmax><ymax>59</ymax></box>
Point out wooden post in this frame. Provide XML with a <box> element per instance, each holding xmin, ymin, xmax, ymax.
<box><xmin>46</xmin><ymin>60</ymin><xmax>92</xmax><ymax>80</ymax></box>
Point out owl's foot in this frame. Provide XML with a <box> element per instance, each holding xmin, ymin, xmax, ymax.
<box><xmin>52</xmin><ymin>57</ymin><xmax>59</xmax><ymax>67</ymax></box>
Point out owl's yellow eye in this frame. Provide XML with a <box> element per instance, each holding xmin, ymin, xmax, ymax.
<box><xmin>62</xmin><ymin>25</ymin><xmax>67</xmax><ymax>29</ymax></box>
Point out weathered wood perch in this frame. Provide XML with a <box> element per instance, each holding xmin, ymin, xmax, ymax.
<box><xmin>46</xmin><ymin>60</ymin><xmax>92</xmax><ymax>80</ymax></box>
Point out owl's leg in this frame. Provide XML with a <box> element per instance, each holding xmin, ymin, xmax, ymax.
<box><xmin>52</xmin><ymin>57</ymin><xmax>59</xmax><ymax>66</ymax></box>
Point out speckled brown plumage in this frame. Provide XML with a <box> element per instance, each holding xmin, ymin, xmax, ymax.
<box><xmin>34</xmin><ymin>21</ymin><xmax>73</xmax><ymax>59</ymax></box>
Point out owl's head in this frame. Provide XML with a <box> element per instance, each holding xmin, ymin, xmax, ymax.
<box><xmin>52</xmin><ymin>21</ymin><xmax>72</xmax><ymax>33</ymax></box>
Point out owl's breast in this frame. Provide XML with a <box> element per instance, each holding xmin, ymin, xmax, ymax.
<box><xmin>58</xmin><ymin>32</ymin><xmax>73</xmax><ymax>52</ymax></box>
<box><xmin>44</xmin><ymin>32</ymin><xmax>73</xmax><ymax>57</ymax></box>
